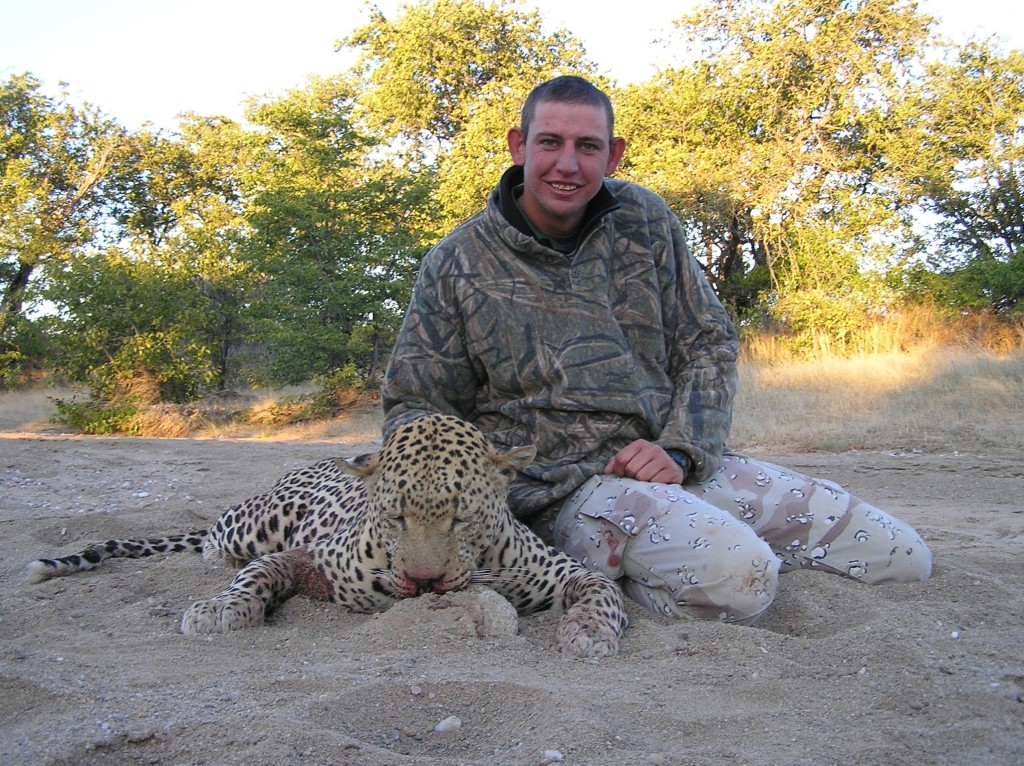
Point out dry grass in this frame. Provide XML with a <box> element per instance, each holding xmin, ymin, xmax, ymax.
<box><xmin>0</xmin><ymin>384</ymin><xmax>383</xmax><ymax>445</ymax></box>
<box><xmin>3</xmin><ymin>345</ymin><xmax>1023</xmax><ymax>454</ymax></box>
<box><xmin>731</xmin><ymin>348</ymin><xmax>1024</xmax><ymax>454</ymax></box>
<box><xmin>743</xmin><ymin>305</ymin><xmax>1024</xmax><ymax>361</ymax></box>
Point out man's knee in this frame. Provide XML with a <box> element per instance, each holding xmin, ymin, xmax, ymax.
<box><xmin>623</xmin><ymin>533</ymin><xmax>780</xmax><ymax>625</ymax></box>
<box><xmin>817</xmin><ymin>507</ymin><xmax>933</xmax><ymax>585</ymax></box>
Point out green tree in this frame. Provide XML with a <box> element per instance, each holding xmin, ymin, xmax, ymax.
<box><xmin>344</xmin><ymin>0</ymin><xmax>591</xmax><ymax>153</ymax></box>
<box><xmin>0</xmin><ymin>74</ymin><xmax>125</xmax><ymax>317</ymax></box>
<box><xmin>42</xmin><ymin>114</ymin><xmax>258</xmax><ymax>400</ymax></box>
<box><xmin>139</xmin><ymin>115</ymin><xmax>257</xmax><ymax>387</ymax></box>
<box><xmin>893</xmin><ymin>40</ymin><xmax>1024</xmax><ymax>313</ymax></box>
<box><xmin>618</xmin><ymin>0</ymin><xmax>933</xmax><ymax>335</ymax></box>
<box><xmin>617</xmin><ymin>74</ymin><xmax>768</xmax><ymax>308</ymax></box>
<box><xmin>45</xmin><ymin>246</ymin><xmax>219</xmax><ymax>404</ymax></box>
<box><xmin>242</xmin><ymin>76</ymin><xmax>432</xmax><ymax>384</ymax></box>
<box><xmin>0</xmin><ymin>74</ymin><xmax>127</xmax><ymax>382</ymax></box>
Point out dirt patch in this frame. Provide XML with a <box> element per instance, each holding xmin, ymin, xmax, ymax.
<box><xmin>2</xmin><ymin>435</ymin><xmax>1021</xmax><ymax>765</ymax></box>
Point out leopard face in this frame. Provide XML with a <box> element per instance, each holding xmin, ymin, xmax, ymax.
<box><xmin>337</xmin><ymin>414</ymin><xmax>535</xmax><ymax>599</ymax></box>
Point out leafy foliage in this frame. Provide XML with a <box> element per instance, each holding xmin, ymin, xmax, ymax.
<box><xmin>44</xmin><ymin>247</ymin><xmax>219</xmax><ymax>403</ymax></box>
<box><xmin>891</xmin><ymin>40</ymin><xmax>1024</xmax><ymax>313</ymax></box>
<box><xmin>50</xmin><ymin>397</ymin><xmax>140</xmax><ymax>435</ymax></box>
<box><xmin>618</xmin><ymin>0</ymin><xmax>931</xmax><ymax>328</ymax></box>
<box><xmin>344</xmin><ymin>0</ymin><xmax>591</xmax><ymax>151</ymax></box>
<box><xmin>0</xmin><ymin>74</ymin><xmax>127</xmax><ymax>383</ymax></box>
<box><xmin>1</xmin><ymin>75</ymin><xmax>125</xmax><ymax>312</ymax></box>
<box><xmin>241</xmin><ymin>75</ymin><xmax>432</xmax><ymax>385</ymax></box>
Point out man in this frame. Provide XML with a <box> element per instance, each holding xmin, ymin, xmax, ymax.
<box><xmin>381</xmin><ymin>75</ymin><xmax>931</xmax><ymax>624</ymax></box>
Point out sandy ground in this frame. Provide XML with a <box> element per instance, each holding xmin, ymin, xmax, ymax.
<box><xmin>1</xmin><ymin>432</ymin><xmax>1022</xmax><ymax>766</ymax></box>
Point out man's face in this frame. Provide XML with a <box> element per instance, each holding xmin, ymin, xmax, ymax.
<box><xmin>507</xmin><ymin>100</ymin><xmax>626</xmax><ymax>239</ymax></box>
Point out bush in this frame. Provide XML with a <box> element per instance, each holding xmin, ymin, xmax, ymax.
<box><xmin>243</xmin><ymin>366</ymin><xmax>378</xmax><ymax>427</ymax></box>
<box><xmin>51</xmin><ymin>398</ymin><xmax>141</xmax><ymax>435</ymax></box>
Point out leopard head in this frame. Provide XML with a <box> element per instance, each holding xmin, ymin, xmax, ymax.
<box><xmin>337</xmin><ymin>414</ymin><xmax>535</xmax><ymax>599</ymax></box>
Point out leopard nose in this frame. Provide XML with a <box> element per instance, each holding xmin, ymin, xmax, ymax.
<box><xmin>407</xmin><ymin>575</ymin><xmax>446</xmax><ymax>595</ymax></box>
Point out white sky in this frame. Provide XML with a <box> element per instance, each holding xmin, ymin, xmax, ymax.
<box><xmin>2</xmin><ymin>0</ymin><xmax>1021</xmax><ymax>131</ymax></box>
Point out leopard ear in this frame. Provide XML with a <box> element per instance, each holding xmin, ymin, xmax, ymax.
<box><xmin>492</xmin><ymin>444</ymin><xmax>536</xmax><ymax>475</ymax></box>
<box><xmin>335</xmin><ymin>452</ymin><xmax>379</xmax><ymax>478</ymax></box>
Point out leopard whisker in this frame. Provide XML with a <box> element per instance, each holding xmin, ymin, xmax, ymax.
<box><xmin>469</xmin><ymin>568</ymin><xmax>537</xmax><ymax>584</ymax></box>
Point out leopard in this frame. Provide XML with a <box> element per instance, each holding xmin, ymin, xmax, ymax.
<box><xmin>25</xmin><ymin>414</ymin><xmax>627</xmax><ymax>657</ymax></box>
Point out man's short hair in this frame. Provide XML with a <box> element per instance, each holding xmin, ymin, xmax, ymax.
<box><xmin>520</xmin><ymin>76</ymin><xmax>615</xmax><ymax>139</ymax></box>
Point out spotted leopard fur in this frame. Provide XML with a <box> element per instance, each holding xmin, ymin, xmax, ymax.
<box><xmin>25</xmin><ymin>415</ymin><xmax>627</xmax><ymax>657</ymax></box>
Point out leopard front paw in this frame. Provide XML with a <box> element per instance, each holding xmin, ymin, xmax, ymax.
<box><xmin>180</xmin><ymin>594</ymin><xmax>265</xmax><ymax>635</ymax></box>
<box><xmin>557</xmin><ymin>607</ymin><xmax>622</xmax><ymax>658</ymax></box>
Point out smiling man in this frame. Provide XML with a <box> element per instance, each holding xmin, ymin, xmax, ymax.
<box><xmin>507</xmin><ymin>92</ymin><xmax>625</xmax><ymax>240</ymax></box>
<box><xmin>382</xmin><ymin>76</ymin><xmax>931</xmax><ymax>625</ymax></box>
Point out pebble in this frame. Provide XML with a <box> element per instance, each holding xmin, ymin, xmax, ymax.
<box><xmin>434</xmin><ymin>715</ymin><xmax>462</xmax><ymax>733</ymax></box>
<box><xmin>542</xmin><ymin>750</ymin><xmax>564</xmax><ymax>762</ymax></box>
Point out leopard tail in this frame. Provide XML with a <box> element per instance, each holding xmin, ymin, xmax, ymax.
<box><xmin>24</xmin><ymin>531</ymin><xmax>209</xmax><ymax>583</ymax></box>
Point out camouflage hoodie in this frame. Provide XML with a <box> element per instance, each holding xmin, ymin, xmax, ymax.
<box><xmin>382</xmin><ymin>168</ymin><xmax>739</xmax><ymax>520</ymax></box>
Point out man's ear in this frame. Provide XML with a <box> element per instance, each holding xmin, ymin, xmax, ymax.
<box><xmin>606</xmin><ymin>136</ymin><xmax>627</xmax><ymax>175</ymax></box>
<box><xmin>507</xmin><ymin>127</ymin><xmax>526</xmax><ymax>165</ymax></box>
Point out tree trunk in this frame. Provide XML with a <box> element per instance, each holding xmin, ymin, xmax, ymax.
<box><xmin>1</xmin><ymin>261</ymin><xmax>34</xmax><ymax>318</ymax></box>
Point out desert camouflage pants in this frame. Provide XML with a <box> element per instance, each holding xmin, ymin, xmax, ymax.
<box><xmin>540</xmin><ymin>454</ymin><xmax>932</xmax><ymax>624</ymax></box>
